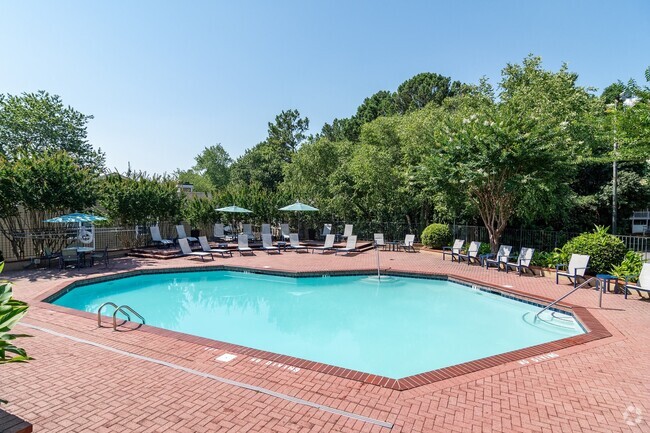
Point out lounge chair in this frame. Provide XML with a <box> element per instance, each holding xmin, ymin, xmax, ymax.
<box><xmin>442</xmin><ymin>239</ymin><xmax>464</xmax><ymax>261</ymax></box>
<box><xmin>556</xmin><ymin>254</ymin><xmax>590</xmax><ymax>287</ymax></box>
<box><xmin>399</xmin><ymin>234</ymin><xmax>416</xmax><ymax>252</ymax></box>
<box><xmin>90</xmin><ymin>246</ymin><xmax>109</xmax><ymax>267</ymax></box>
<box><xmin>374</xmin><ymin>233</ymin><xmax>387</xmax><ymax>250</ymax></box>
<box><xmin>484</xmin><ymin>245</ymin><xmax>513</xmax><ymax>271</ymax></box>
<box><xmin>287</xmin><ymin>233</ymin><xmax>308</xmax><ymax>252</ymax></box>
<box><xmin>242</xmin><ymin>223</ymin><xmax>254</xmax><ymax>240</ymax></box>
<box><xmin>505</xmin><ymin>247</ymin><xmax>535</xmax><ymax>275</ymax></box>
<box><xmin>261</xmin><ymin>224</ymin><xmax>272</xmax><ymax>238</ymax></box>
<box><xmin>150</xmin><ymin>226</ymin><xmax>174</xmax><ymax>248</ymax></box>
<box><xmin>624</xmin><ymin>263</ymin><xmax>650</xmax><ymax>299</ymax></box>
<box><xmin>340</xmin><ymin>224</ymin><xmax>353</xmax><ymax>241</ymax></box>
<box><xmin>237</xmin><ymin>234</ymin><xmax>254</xmax><ymax>256</ymax></box>
<box><xmin>321</xmin><ymin>224</ymin><xmax>332</xmax><ymax>239</ymax></box>
<box><xmin>457</xmin><ymin>241</ymin><xmax>481</xmax><ymax>265</ymax></box>
<box><xmin>261</xmin><ymin>234</ymin><xmax>281</xmax><ymax>254</ymax></box>
<box><xmin>176</xmin><ymin>225</ymin><xmax>198</xmax><ymax>243</ymax></box>
<box><xmin>280</xmin><ymin>223</ymin><xmax>291</xmax><ymax>241</ymax></box>
<box><xmin>213</xmin><ymin>223</ymin><xmax>232</xmax><ymax>242</ymax></box>
<box><xmin>178</xmin><ymin>238</ymin><xmax>213</xmax><ymax>261</ymax></box>
<box><xmin>311</xmin><ymin>234</ymin><xmax>336</xmax><ymax>254</ymax></box>
<box><xmin>198</xmin><ymin>236</ymin><xmax>233</xmax><ymax>258</ymax></box>
<box><xmin>335</xmin><ymin>235</ymin><xmax>358</xmax><ymax>255</ymax></box>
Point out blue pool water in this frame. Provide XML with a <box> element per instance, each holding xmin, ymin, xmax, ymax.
<box><xmin>52</xmin><ymin>271</ymin><xmax>584</xmax><ymax>378</ymax></box>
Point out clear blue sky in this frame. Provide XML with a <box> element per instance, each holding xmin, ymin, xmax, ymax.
<box><xmin>1</xmin><ymin>1</ymin><xmax>648</xmax><ymax>175</ymax></box>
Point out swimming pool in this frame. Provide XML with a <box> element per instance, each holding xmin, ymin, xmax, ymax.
<box><xmin>51</xmin><ymin>271</ymin><xmax>584</xmax><ymax>379</ymax></box>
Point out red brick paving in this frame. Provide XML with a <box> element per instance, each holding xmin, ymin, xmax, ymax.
<box><xmin>1</xmin><ymin>249</ymin><xmax>649</xmax><ymax>432</ymax></box>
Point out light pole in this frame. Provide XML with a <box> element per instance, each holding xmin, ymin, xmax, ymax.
<box><xmin>612</xmin><ymin>94</ymin><xmax>640</xmax><ymax>234</ymax></box>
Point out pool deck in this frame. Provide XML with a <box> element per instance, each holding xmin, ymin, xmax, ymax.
<box><xmin>1</xmin><ymin>249</ymin><xmax>649</xmax><ymax>432</ymax></box>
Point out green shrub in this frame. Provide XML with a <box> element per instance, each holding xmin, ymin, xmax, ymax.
<box><xmin>611</xmin><ymin>251</ymin><xmax>644</xmax><ymax>282</ymax></box>
<box><xmin>560</xmin><ymin>225</ymin><xmax>628</xmax><ymax>275</ymax></box>
<box><xmin>531</xmin><ymin>248</ymin><xmax>568</xmax><ymax>268</ymax></box>
<box><xmin>420</xmin><ymin>223</ymin><xmax>452</xmax><ymax>249</ymax></box>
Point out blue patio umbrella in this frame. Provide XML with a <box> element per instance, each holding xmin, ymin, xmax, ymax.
<box><xmin>43</xmin><ymin>213</ymin><xmax>107</xmax><ymax>223</ymax></box>
<box><xmin>44</xmin><ymin>213</ymin><xmax>107</xmax><ymax>249</ymax></box>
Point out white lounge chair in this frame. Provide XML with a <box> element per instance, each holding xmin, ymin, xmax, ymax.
<box><xmin>505</xmin><ymin>247</ymin><xmax>535</xmax><ymax>275</ymax></box>
<box><xmin>242</xmin><ymin>223</ymin><xmax>254</xmax><ymax>240</ymax></box>
<box><xmin>213</xmin><ymin>223</ymin><xmax>232</xmax><ymax>242</ymax></box>
<box><xmin>261</xmin><ymin>224</ymin><xmax>271</xmax><ymax>238</ymax></box>
<box><xmin>624</xmin><ymin>263</ymin><xmax>650</xmax><ymax>299</ymax></box>
<box><xmin>442</xmin><ymin>239</ymin><xmax>464</xmax><ymax>261</ymax></box>
<box><xmin>335</xmin><ymin>235</ymin><xmax>358</xmax><ymax>255</ymax></box>
<box><xmin>485</xmin><ymin>245</ymin><xmax>513</xmax><ymax>271</ymax></box>
<box><xmin>312</xmin><ymin>234</ymin><xmax>336</xmax><ymax>254</ymax></box>
<box><xmin>178</xmin><ymin>238</ymin><xmax>213</xmax><ymax>261</ymax></box>
<box><xmin>457</xmin><ymin>241</ymin><xmax>481</xmax><ymax>265</ymax></box>
<box><xmin>237</xmin><ymin>234</ymin><xmax>254</xmax><ymax>256</ymax></box>
<box><xmin>374</xmin><ymin>233</ymin><xmax>386</xmax><ymax>250</ymax></box>
<box><xmin>150</xmin><ymin>226</ymin><xmax>173</xmax><ymax>248</ymax></box>
<box><xmin>287</xmin><ymin>233</ymin><xmax>308</xmax><ymax>252</ymax></box>
<box><xmin>280</xmin><ymin>223</ymin><xmax>291</xmax><ymax>241</ymax></box>
<box><xmin>176</xmin><ymin>225</ymin><xmax>198</xmax><ymax>243</ymax></box>
<box><xmin>261</xmin><ymin>234</ymin><xmax>281</xmax><ymax>254</ymax></box>
<box><xmin>198</xmin><ymin>236</ymin><xmax>232</xmax><ymax>258</ymax></box>
<box><xmin>399</xmin><ymin>234</ymin><xmax>416</xmax><ymax>252</ymax></box>
<box><xmin>321</xmin><ymin>224</ymin><xmax>332</xmax><ymax>239</ymax></box>
<box><xmin>556</xmin><ymin>254</ymin><xmax>590</xmax><ymax>287</ymax></box>
<box><xmin>341</xmin><ymin>224</ymin><xmax>353</xmax><ymax>240</ymax></box>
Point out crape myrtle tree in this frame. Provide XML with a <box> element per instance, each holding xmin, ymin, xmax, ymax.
<box><xmin>100</xmin><ymin>170</ymin><xmax>183</xmax><ymax>246</ymax></box>
<box><xmin>0</xmin><ymin>92</ymin><xmax>104</xmax><ymax>258</ymax></box>
<box><xmin>424</xmin><ymin>56</ymin><xmax>601</xmax><ymax>252</ymax></box>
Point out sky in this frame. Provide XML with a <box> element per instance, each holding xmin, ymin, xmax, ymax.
<box><xmin>1</xmin><ymin>1</ymin><xmax>649</xmax><ymax>175</ymax></box>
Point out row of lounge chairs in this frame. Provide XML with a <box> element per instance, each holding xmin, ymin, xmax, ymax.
<box><xmin>442</xmin><ymin>239</ymin><xmax>592</xmax><ymax>287</ymax></box>
<box><xmin>177</xmin><ymin>233</ymin><xmax>360</xmax><ymax>261</ymax></box>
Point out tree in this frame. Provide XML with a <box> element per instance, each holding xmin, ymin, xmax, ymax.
<box><xmin>394</xmin><ymin>72</ymin><xmax>459</xmax><ymax>114</ymax></box>
<box><xmin>424</xmin><ymin>57</ymin><xmax>599</xmax><ymax>251</ymax></box>
<box><xmin>0</xmin><ymin>91</ymin><xmax>104</xmax><ymax>171</ymax></box>
<box><xmin>193</xmin><ymin>144</ymin><xmax>232</xmax><ymax>189</ymax></box>
<box><xmin>100</xmin><ymin>171</ymin><xmax>183</xmax><ymax>243</ymax></box>
<box><xmin>0</xmin><ymin>151</ymin><xmax>100</xmax><ymax>258</ymax></box>
<box><xmin>267</xmin><ymin>109</ymin><xmax>309</xmax><ymax>157</ymax></box>
<box><xmin>230</xmin><ymin>142</ymin><xmax>287</xmax><ymax>190</ymax></box>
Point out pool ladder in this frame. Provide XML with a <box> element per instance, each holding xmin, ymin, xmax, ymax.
<box><xmin>97</xmin><ymin>302</ymin><xmax>146</xmax><ymax>330</ymax></box>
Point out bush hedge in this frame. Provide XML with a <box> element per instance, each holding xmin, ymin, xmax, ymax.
<box><xmin>421</xmin><ymin>223</ymin><xmax>452</xmax><ymax>249</ymax></box>
<box><xmin>560</xmin><ymin>226</ymin><xmax>628</xmax><ymax>275</ymax></box>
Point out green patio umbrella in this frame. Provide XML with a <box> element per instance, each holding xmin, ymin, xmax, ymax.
<box><xmin>216</xmin><ymin>205</ymin><xmax>253</xmax><ymax>237</ymax></box>
<box><xmin>279</xmin><ymin>201</ymin><xmax>319</xmax><ymax>238</ymax></box>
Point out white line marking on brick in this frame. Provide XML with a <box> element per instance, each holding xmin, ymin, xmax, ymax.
<box><xmin>19</xmin><ymin>322</ymin><xmax>393</xmax><ymax>429</ymax></box>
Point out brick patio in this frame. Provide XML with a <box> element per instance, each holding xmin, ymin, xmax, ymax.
<box><xmin>1</xmin><ymin>249</ymin><xmax>649</xmax><ymax>432</ymax></box>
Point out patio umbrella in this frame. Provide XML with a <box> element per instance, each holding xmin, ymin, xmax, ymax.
<box><xmin>44</xmin><ymin>213</ymin><xmax>107</xmax><ymax>249</ymax></box>
<box><xmin>215</xmin><ymin>205</ymin><xmax>253</xmax><ymax>237</ymax></box>
<box><xmin>279</xmin><ymin>201</ymin><xmax>319</xmax><ymax>238</ymax></box>
<box><xmin>43</xmin><ymin>213</ymin><xmax>107</xmax><ymax>223</ymax></box>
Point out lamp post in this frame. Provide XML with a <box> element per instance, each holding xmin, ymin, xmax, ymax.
<box><xmin>612</xmin><ymin>94</ymin><xmax>640</xmax><ymax>234</ymax></box>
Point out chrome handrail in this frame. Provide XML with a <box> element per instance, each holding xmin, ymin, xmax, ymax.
<box><xmin>112</xmin><ymin>305</ymin><xmax>145</xmax><ymax>330</ymax></box>
<box><xmin>97</xmin><ymin>302</ymin><xmax>130</xmax><ymax>327</ymax></box>
<box><xmin>535</xmin><ymin>277</ymin><xmax>597</xmax><ymax>320</ymax></box>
